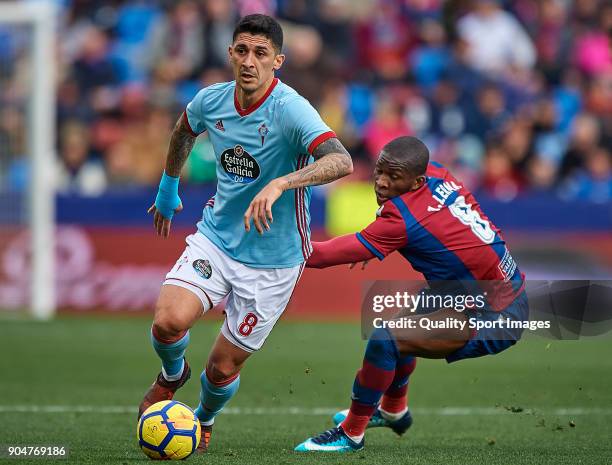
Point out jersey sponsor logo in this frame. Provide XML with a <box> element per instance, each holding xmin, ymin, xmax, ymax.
<box><xmin>192</xmin><ymin>259</ymin><xmax>212</xmax><ymax>279</ymax></box>
<box><xmin>215</xmin><ymin>119</ymin><xmax>225</xmax><ymax>131</ymax></box>
<box><xmin>220</xmin><ymin>144</ymin><xmax>261</xmax><ymax>183</ymax></box>
<box><xmin>258</xmin><ymin>122</ymin><xmax>269</xmax><ymax>146</ymax></box>
<box><xmin>498</xmin><ymin>248</ymin><xmax>517</xmax><ymax>282</ymax></box>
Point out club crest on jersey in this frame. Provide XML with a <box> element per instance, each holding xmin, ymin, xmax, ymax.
<box><xmin>215</xmin><ymin>119</ymin><xmax>225</xmax><ymax>131</ymax></box>
<box><xmin>220</xmin><ymin>144</ymin><xmax>261</xmax><ymax>183</ymax></box>
<box><xmin>258</xmin><ymin>122</ymin><xmax>269</xmax><ymax>146</ymax></box>
<box><xmin>193</xmin><ymin>259</ymin><xmax>212</xmax><ymax>279</ymax></box>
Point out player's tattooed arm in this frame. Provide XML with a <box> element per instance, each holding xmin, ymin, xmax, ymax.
<box><xmin>243</xmin><ymin>138</ymin><xmax>353</xmax><ymax>234</ymax></box>
<box><xmin>147</xmin><ymin>114</ymin><xmax>195</xmax><ymax>237</ymax></box>
<box><xmin>164</xmin><ymin>114</ymin><xmax>197</xmax><ymax>177</ymax></box>
<box><xmin>281</xmin><ymin>138</ymin><xmax>353</xmax><ymax>190</ymax></box>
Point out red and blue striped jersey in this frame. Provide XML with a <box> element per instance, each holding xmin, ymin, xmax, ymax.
<box><xmin>357</xmin><ymin>162</ymin><xmax>524</xmax><ymax>310</ymax></box>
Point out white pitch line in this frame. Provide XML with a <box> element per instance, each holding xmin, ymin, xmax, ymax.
<box><xmin>0</xmin><ymin>406</ymin><xmax>611</xmax><ymax>416</ymax></box>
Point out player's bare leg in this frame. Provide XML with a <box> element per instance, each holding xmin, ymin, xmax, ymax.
<box><xmin>138</xmin><ymin>285</ymin><xmax>205</xmax><ymax>419</ymax></box>
<box><xmin>195</xmin><ymin>332</ymin><xmax>251</xmax><ymax>453</ymax></box>
<box><xmin>390</xmin><ymin>308</ymin><xmax>471</xmax><ymax>356</ymax></box>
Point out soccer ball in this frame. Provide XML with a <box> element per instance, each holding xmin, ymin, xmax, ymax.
<box><xmin>137</xmin><ymin>400</ymin><xmax>201</xmax><ymax>460</ymax></box>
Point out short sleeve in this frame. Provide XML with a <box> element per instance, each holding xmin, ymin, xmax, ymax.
<box><xmin>357</xmin><ymin>201</ymin><xmax>408</xmax><ymax>260</ymax></box>
<box><xmin>281</xmin><ymin>96</ymin><xmax>336</xmax><ymax>154</ymax></box>
<box><xmin>185</xmin><ymin>88</ymin><xmax>207</xmax><ymax>135</ymax></box>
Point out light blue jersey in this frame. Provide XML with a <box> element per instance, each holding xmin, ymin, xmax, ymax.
<box><xmin>185</xmin><ymin>78</ymin><xmax>335</xmax><ymax>268</ymax></box>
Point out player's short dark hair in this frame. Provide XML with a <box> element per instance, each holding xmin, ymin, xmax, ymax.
<box><xmin>381</xmin><ymin>136</ymin><xmax>430</xmax><ymax>176</ymax></box>
<box><xmin>233</xmin><ymin>14</ymin><xmax>283</xmax><ymax>53</ymax></box>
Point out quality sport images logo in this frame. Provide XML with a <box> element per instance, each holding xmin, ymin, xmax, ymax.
<box><xmin>220</xmin><ymin>144</ymin><xmax>261</xmax><ymax>184</ymax></box>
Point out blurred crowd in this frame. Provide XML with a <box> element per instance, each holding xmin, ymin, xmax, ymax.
<box><xmin>0</xmin><ymin>0</ymin><xmax>611</xmax><ymax>202</ymax></box>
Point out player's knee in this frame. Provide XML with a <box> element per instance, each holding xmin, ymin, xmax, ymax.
<box><xmin>152</xmin><ymin>309</ymin><xmax>191</xmax><ymax>341</ymax></box>
<box><xmin>365</xmin><ymin>329</ymin><xmax>399</xmax><ymax>368</ymax></box>
<box><xmin>205</xmin><ymin>359</ymin><xmax>239</xmax><ymax>385</ymax></box>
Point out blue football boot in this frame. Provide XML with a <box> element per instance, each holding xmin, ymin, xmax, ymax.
<box><xmin>294</xmin><ymin>426</ymin><xmax>364</xmax><ymax>452</ymax></box>
<box><xmin>332</xmin><ymin>408</ymin><xmax>413</xmax><ymax>436</ymax></box>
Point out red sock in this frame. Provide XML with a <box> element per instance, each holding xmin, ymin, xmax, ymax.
<box><xmin>340</xmin><ymin>401</ymin><xmax>375</xmax><ymax>438</ymax></box>
<box><xmin>381</xmin><ymin>357</ymin><xmax>416</xmax><ymax>414</ymax></box>
<box><xmin>381</xmin><ymin>392</ymin><xmax>407</xmax><ymax>414</ymax></box>
<box><xmin>341</xmin><ymin>333</ymin><xmax>400</xmax><ymax>438</ymax></box>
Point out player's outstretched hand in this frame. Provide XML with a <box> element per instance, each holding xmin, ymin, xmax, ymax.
<box><xmin>244</xmin><ymin>179</ymin><xmax>284</xmax><ymax>234</ymax></box>
<box><xmin>349</xmin><ymin>260</ymin><xmax>370</xmax><ymax>271</ymax></box>
<box><xmin>148</xmin><ymin>203</ymin><xmax>183</xmax><ymax>238</ymax></box>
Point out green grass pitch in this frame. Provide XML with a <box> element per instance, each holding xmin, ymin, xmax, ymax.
<box><xmin>1</xmin><ymin>316</ymin><xmax>611</xmax><ymax>464</ymax></box>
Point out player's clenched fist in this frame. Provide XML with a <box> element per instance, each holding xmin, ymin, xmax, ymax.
<box><xmin>148</xmin><ymin>171</ymin><xmax>183</xmax><ymax>238</ymax></box>
<box><xmin>244</xmin><ymin>178</ymin><xmax>285</xmax><ymax>234</ymax></box>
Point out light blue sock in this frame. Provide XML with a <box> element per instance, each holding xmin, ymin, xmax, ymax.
<box><xmin>151</xmin><ymin>330</ymin><xmax>190</xmax><ymax>381</ymax></box>
<box><xmin>194</xmin><ymin>370</ymin><xmax>240</xmax><ymax>425</ymax></box>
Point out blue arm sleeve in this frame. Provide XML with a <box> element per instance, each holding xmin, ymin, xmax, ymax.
<box><xmin>154</xmin><ymin>172</ymin><xmax>182</xmax><ymax>220</ymax></box>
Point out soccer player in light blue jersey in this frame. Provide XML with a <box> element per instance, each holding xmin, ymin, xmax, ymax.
<box><xmin>137</xmin><ymin>14</ymin><xmax>353</xmax><ymax>453</ymax></box>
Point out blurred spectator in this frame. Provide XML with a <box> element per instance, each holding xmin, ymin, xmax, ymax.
<box><xmin>55</xmin><ymin>121</ymin><xmax>107</xmax><ymax>196</ymax></box>
<box><xmin>530</xmin><ymin>98</ymin><xmax>568</xmax><ymax>167</ymax></box>
<box><xmin>106</xmin><ymin>107</ymin><xmax>171</xmax><ymax>186</ymax></box>
<box><xmin>526</xmin><ymin>156</ymin><xmax>558</xmax><ymax>193</ymax></box>
<box><xmin>314</xmin><ymin>0</ymin><xmax>354</xmax><ymax>66</ymax></box>
<box><xmin>410</xmin><ymin>19</ymin><xmax>450</xmax><ymax>90</ymax></box>
<box><xmin>354</xmin><ymin>0</ymin><xmax>414</xmax><ymax>80</ymax></box>
<box><xmin>560</xmin><ymin>112</ymin><xmax>602</xmax><ymax>178</ymax></box>
<box><xmin>202</xmin><ymin>0</ymin><xmax>237</xmax><ymax>68</ymax></box>
<box><xmin>563</xmin><ymin>147</ymin><xmax>612</xmax><ymax>203</ymax></box>
<box><xmin>572</xmin><ymin>0</ymin><xmax>601</xmax><ymax>28</ymax></box>
<box><xmin>1</xmin><ymin>0</ymin><xmax>609</xmax><ymax>204</ymax></box>
<box><xmin>112</xmin><ymin>1</ymin><xmax>162</xmax><ymax>82</ymax></box>
<box><xmin>573</xmin><ymin>22</ymin><xmax>612</xmax><ymax>76</ymax></box>
<box><xmin>500</xmin><ymin>118</ymin><xmax>532</xmax><ymax>169</ymax></box>
<box><xmin>481</xmin><ymin>144</ymin><xmax>524</xmax><ymax>201</ymax></box>
<box><xmin>457</xmin><ymin>0</ymin><xmax>536</xmax><ymax>76</ymax></box>
<box><xmin>465</xmin><ymin>83</ymin><xmax>511</xmax><ymax>141</ymax></box>
<box><xmin>364</xmin><ymin>96</ymin><xmax>412</xmax><ymax>160</ymax></box>
<box><xmin>427</xmin><ymin>80</ymin><xmax>466</xmax><ymax>139</ymax></box>
<box><xmin>0</xmin><ymin>106</ymin><xmax>28</xmax><ymax>192</ymax></box>
<box><xmin>147</xmin><ymin>1</ymin><xmax>205</xmax><ymax>82</ymax></box>
<box><xmin>71</xmin><ymin>26</ymin><xmax>119</xmax><ymax>107</ymax></box>
<box><xmin>237</xmin><ymin>0</ymin><xmax>276</xmax><ymax>17</ymax></box>
<box><xmin>278</xmin><ymin>23</ymin><xmax>324</xmax><ymax>103</ymax></box>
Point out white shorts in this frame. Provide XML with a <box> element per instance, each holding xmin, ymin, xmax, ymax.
<box><xmin>164</xmin><ymin>232</ymin><xmax>304</xmax><ymax>352</ymax></box>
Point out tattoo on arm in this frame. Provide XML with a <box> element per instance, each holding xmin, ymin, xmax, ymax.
<box><xmin>282</xmin><ymin>138</ymin><xmax>353</xmax><ymax>190</ymax></box>
<box><xmin>165</xmin><ymin>114</ymin><xmax>196</xmax><ymax>177</ymax></box>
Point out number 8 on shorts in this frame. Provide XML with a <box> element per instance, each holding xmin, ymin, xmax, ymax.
<box><xmin>238</xmin><ymin>313</ymin><xmax>259</xmax><ymax>336</ymax></box>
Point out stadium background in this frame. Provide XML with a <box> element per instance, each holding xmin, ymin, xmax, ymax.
<box><xmin>1</xmin><ymin>1</ymin><xmax>611</xmax><ymax>464</ymax></box>
<box><xmin>1</xmin><ymin>0</ymin><xmax>612</xmax><ymax>316</ymax></box>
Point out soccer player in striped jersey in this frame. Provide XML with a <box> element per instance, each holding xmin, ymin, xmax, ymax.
<box><xmin>295</xmin><ymin>136</ymin><xmax>527</xmax><ymax>452</ymax></box>
<box><xmin>139</xmin><ymin>14</ymin><xmax>353</xmax><ymax>453</ymax></box>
